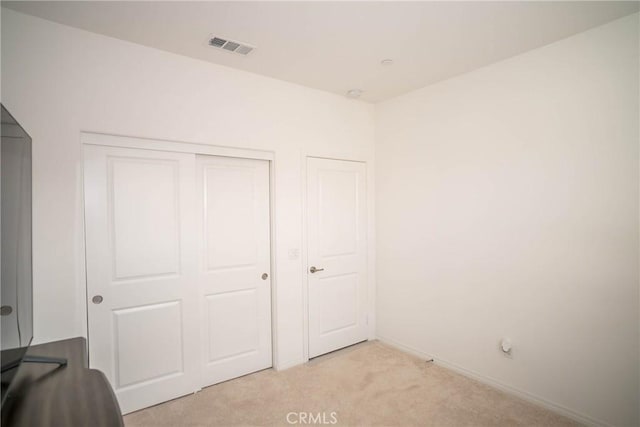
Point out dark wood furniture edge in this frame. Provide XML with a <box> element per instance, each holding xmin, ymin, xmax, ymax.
<box><xmin>1</xmin><ymin>337</ymin><xmax>123</xmax><ymax>427</ymax></box>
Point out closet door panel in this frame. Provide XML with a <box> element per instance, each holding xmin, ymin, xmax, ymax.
<box><xmin>196</xmin><ymin>155</ymin><xmax>272</xmax><ymax>386</ymax></box>
<box><xmin>84</xmin><ymin>145</ymin><xmax>200</xmax><ymax>414</ymax></box>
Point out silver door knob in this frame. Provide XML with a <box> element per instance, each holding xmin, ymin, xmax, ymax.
<box><xmin>92</xmin><ymin>295</ymin><xmax>103</xmax><ymax>304</ymax></box>
<box><xmin>309</xmin><ymin>266</ymin><xmax>324</xmax><ymax>273</ymax></box>
<box><xmin>261</xmin><ymin>273</ymin><xmax>269</xmax><ymax>280</ymax></box>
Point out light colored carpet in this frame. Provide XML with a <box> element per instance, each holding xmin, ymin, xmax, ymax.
<box><xmin>124</xmin><ymin>341</ymin><xmax>579</xmax><ymax>427</ymax></box>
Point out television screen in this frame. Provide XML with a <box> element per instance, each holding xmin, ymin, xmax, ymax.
<box><xmin>0</xmin><ymin>105</ymin><xmax>33</xmax><ymax>406</ymax></box>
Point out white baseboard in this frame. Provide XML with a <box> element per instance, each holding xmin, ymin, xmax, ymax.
<box><xmin>376</xmin><ymin>335</ymin><xmax>610</xmax><ymax>427</ymax></box>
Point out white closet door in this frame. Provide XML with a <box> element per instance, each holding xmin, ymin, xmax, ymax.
<box><xmin>307</xmin><ymin>157</ymin><xmax>368</xmax><ymax>358</ymax></box>
<box><xmin>196</xmin><ymin>155</ymin><xmax>272</xmax><ymax>386</ymax></box>
<box><xmin>83</xmin><ymin>145</ymin><xmax>200</xmax><ymax>414</ymax></box>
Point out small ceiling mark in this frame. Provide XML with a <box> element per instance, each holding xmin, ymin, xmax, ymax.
<box><xmin>346</xmin><ymin>89</ymin><xmax>363</xmax><ymax>99</ymax></box>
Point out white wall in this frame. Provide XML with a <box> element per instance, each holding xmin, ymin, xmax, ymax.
<box><xmin>375</xmin><ymin>13</ymin><xmax>639</xmax><ymax>427</ymax></box>
<box><xmin>0</xmin><ymin>9</ymin><xmax>375</xmax><ymax>370</ymax></box>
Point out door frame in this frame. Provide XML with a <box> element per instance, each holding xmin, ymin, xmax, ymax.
<box><xmin>301</xmin><ymin>155</ymin><xmax>376</xmax><ymax>362</ymax></box>
<box><xmin>79</xmin><ymin>132</ymin><xmax>280</xmax><ymax>370</ymax></box>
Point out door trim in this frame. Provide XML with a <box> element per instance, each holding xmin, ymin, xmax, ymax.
<box><xmin>82</xmin><ymin>132</ymin><xmax>274</xmax><ymax>161</ymax></box>
<box><xmin>80</xmin><ymin>132</ymin><xmax>280</xmax><ymax>371</ymax></box>
<box><xmin>301</xmin><ymin>155</ymin><xmax>375</xmax><ymax>362</ymax></box>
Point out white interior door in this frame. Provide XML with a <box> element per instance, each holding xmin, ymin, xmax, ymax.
<box><xmin>307</xmin><ymin>157</ymin><xmax>368</xmax><ymax>358</ymax></box>
<box><xmin>196</xmin><ymin>155</ymin><xmax>272</xmax><ymax>386</ymax></box>
<box><xmin>83</xmin><ymin>145</ymin><xmax>200</xmax><ymax>414</ymax></box>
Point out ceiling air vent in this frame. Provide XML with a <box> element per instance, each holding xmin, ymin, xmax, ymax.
<box><xmin>208</xmin><ymin>36</ymin><xmax>254</xmax><ymax>56</ymax></box>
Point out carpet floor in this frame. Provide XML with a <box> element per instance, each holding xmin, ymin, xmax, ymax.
<box><xmin>124</xmin><ymin>341</ymin><xmax>579</xmax><ymax>426</ymax></box>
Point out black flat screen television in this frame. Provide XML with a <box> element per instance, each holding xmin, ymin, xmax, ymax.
<box><xmin>0</xmin><ymin>104</ymin><xmax>34</xmax><ymax>407</ymax></box>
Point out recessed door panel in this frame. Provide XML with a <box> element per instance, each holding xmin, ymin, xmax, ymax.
<box><xmin>319</xmin><ymin>170</ymin><xmax>358</xmax><ymax>257</ymax></box>
<box><xmin>110</xmin><ymin>158</ymin><xmax>180</xmax><ymax>280</ymax></box>
<box><xmin>307</xmin><ymin>158</ymin><xmax>368</xmax><ymax>358</ymax></box>
<box><xmin>206</xmin><ymin>289</ymin><xmax>259</xmax><ymax>363</ymax></box>
<box><xmin>204</xmin><ymin>166</ymin><xmax>258</xmax><ymax>270</ymax></box>
<box><xmin>113</xmin><ymin>301</ymin><xmax>183</xmax><ymax>388</ymax></box>
<box><xmin>318</xmin><ymin>273</ymin><xmax>358</xmax><ymax>335</ymax></box>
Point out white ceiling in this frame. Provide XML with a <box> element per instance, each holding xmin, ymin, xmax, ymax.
<box><xmin>3</xmin><ymin>1</ymin><xmax>638</xmax><ymax>102</ymax></box>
